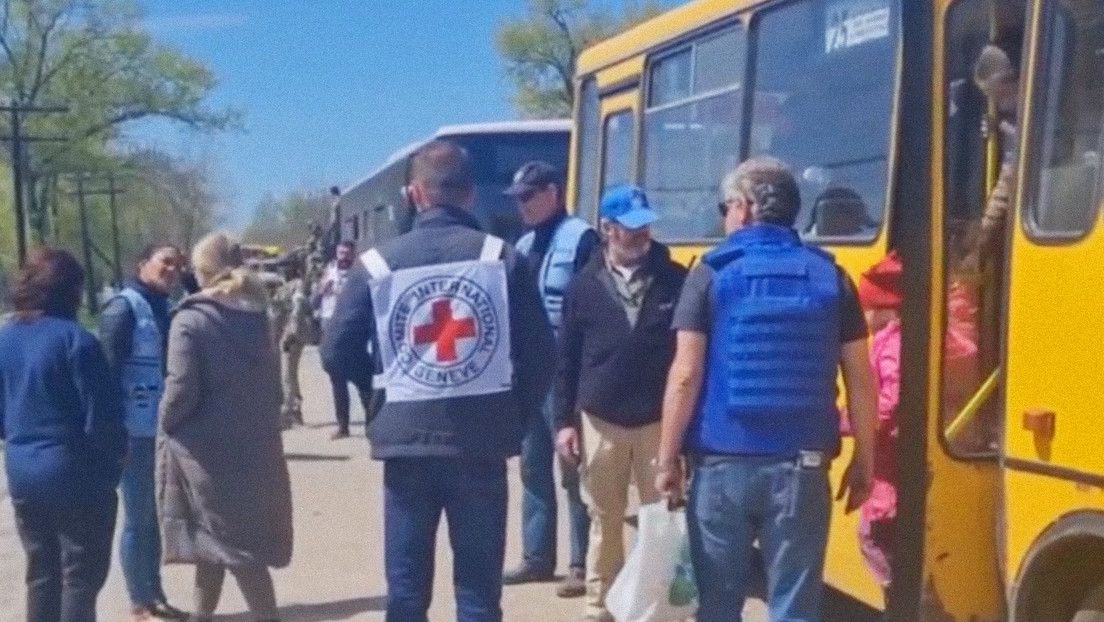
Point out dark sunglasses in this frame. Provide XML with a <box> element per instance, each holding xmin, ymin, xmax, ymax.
<box><xmin>718</xmin><ymin>196</ymin><xmax>753</xmax><ymax>216</ymax></box>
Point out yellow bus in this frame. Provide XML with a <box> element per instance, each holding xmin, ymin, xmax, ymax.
<box><xmin>566</xmin><ymin>0</ymin><xmax>1104</xmax><ymax>620</ymax></box>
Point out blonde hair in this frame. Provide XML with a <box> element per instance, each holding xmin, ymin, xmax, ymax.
<box><xmin>191</xmin><ymin>231</ymin><xmax>243</xmax><ymax>287</ymax></box>
<box><xmin>189</xmin><ymin>231</ymin><xmax>270</xmax><ymax>308</ymax></box>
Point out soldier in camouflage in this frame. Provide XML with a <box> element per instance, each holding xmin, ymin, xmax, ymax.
<box><xmin>271</xmin><ymin>252</ymin><xmax>315</xmax><ymax>429</ymax></box>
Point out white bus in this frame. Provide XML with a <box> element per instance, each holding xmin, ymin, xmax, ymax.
<box><xmin>339</xmin><ymin>119</ymin><xmax>571</xmax><ymax>251</ymax></box>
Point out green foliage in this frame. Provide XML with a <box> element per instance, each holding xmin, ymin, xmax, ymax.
<box><xmin>495</xmin><ymin>0</ymin><xmax>665</xmax><ymax>118</ymax></box>
<box><xmin>0</xmin><ymin>0</ymin><xmax>235</xmax><ymax>292</ymax></box>
<box><xmin>242</xmin><ymin>188</ymin><xmax>331</xmax><ymax>251</ymax></box>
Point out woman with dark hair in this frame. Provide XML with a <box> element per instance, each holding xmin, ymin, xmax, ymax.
<box><xmin>0</xmin><ymin>248</ymin><xmax>127</xmax><ymax>621</ymax></box>
<box><xmin>98</xmin><ymin>243</ymin><xmax>187</xmax><ymax>621</ymax></box>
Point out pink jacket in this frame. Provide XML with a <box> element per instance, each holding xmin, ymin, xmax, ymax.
<box><xmin>864</xmin><ymin>318</ymin><xmax>900</xmax><ymax>524</ymax></box>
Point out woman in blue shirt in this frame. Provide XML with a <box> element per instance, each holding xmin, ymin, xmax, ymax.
<box><xmin>0</xmin><ymin>248</ymin><xmax>127</xmax><ymax>622</ymax></box>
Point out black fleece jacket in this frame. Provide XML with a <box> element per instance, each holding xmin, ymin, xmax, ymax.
<box><xmin>555</xmin><ymin>243</ymin><xmax>687</xmax><ymax>430</ymax></box>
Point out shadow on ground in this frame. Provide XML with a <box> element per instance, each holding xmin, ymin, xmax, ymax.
<box><xmin>283</xmin><ymin>453</ymin><xmax>351</xmax><ymax>462</ymax></box>
<box><xmin>212</xmin><ymin>595</ymin><xmax>385</xmax><ymax>621</ymax></box>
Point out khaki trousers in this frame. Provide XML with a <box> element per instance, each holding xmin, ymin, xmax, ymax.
<box><xmin>579</xmin><ymin>412</ymin><xmax>661</xmax><ymax>617</ymax></box>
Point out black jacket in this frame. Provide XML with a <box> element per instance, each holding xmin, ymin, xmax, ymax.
<box><xmin>321</xmin><ymin>206</ymin><xmax>555</xmax><ymax>460</ymax></box>
<box><xmin>555</xmin><ymin>243</ymin><xmax>687</xmax><ymax>430</ymax></box>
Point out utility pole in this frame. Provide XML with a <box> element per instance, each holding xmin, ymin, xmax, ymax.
<box><xmin>0</xmin><ymin>102</ymin><xmax>69</xmax><ymax>266</ymax></box>
<box><xmin>67</xmin><ymin>173</ymin><xmax>127</xmax><ymax>312</ymax></box>
<box><xmin>81</xmin><ymin>176</ymin><xmax>126</xmax><ymax>286</ymax></box>
<box><xmin>74</xmin><ymin>175</ymin><xmax>97</xmax><ymax>313</ymax></box>
<box><xmin>108</xmin><ymin>176</ymin><xmax>123</xmax><ymax>286</ymax></box>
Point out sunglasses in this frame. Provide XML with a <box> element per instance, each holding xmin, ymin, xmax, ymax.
<box><xmin>517</xmin><ymin>189</ymin><xmax>538</xmax><ymax>203</ymax></box>
<box><xmin>718</xmin><ymin>195</ymin><xmax>753</xmax><ymax>217</ymax></box>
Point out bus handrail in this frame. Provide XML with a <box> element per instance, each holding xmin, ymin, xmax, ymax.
<box><xmin>945</xmin><ymin>369</ymin><xmax>1000</xmax><ymax>443</ymax></box>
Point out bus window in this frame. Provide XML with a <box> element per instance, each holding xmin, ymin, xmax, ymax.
<box><xmin>455</xmin><ymin>131</ymin><xmax>570</xmax><ymax>243</ymax></box>
<box><xmin>643</xmin><ymin>26</ymin><xmax>745</xmax><ymax>241</ymax></box>
<box><xmin>748</xmin><ymin>0</ymin><xmax>898</xmax><ymax>241</ymax></box>
<box><xmin>941</xmin><ymin>0</ymin><xmax>1025</xmax><ymax>456</ymax></box>
<box><xmin>602</xmin><ymin>110</ymin><xmax>635</xmax><ymax>191</ymax></box>
<box><xmin>1025</xmin><ymin>1</ymin><xmax>1104</xmax><ymax>239</ymax></box>
<box><xmin>575</xmin><ymin>77</ymin><xmax>601</xmax><ymax>223</ymax></box>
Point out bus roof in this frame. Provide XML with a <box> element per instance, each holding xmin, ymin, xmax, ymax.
<box><xmin>435</xmin><ymin>119</ymin><xmax>570</xmax><ymax>137</ymax></box>
<box><xmin>343</xmin><ymin>119</ymin><xmax>571</xmax><ymax>197</ymax></box>
<box><xmin>577</xmin><ymin>0</ymin><xmax>747</xmax><ymax>76</ymax></box>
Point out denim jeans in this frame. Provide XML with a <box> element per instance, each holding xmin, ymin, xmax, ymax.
<box><xmin>520</xmin><ymin>392</ymin><xmax>590</xmax><ymax>572</ymax></box>
<box><xmin>384</xmin><ymin>457</ymin><xmax>508</xmax><ymax>622</ymax></box>
<box><xmin>119</xmin><ymin>436</ymin><xmax>164</xmax><ymax>607</ymax></box>
<box><xmin>687</xmin><ymin>454</ymin><xmax>831</xmax><ymax>622</ymax></box>
<box><xmin>13</xmin><ymin>490</ymin><xmax>117</xmax><ymax>622</ymax></box>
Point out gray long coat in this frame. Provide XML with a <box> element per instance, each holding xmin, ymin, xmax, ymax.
<box><xmin>157</xmin><ymin>270</ymin><xmax>293</xmax><ymax>568</ymax></box>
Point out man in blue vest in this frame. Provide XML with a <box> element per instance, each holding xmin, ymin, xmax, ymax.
<box><xmin>654</xmin><ymin>156</ymin><xmax>877</xmax><ymax>622</ymax></box>
<box><xmin>322</xmin><ymin>140</ymin><xmax>554</xmax><ymax>622</ymax></box>
<box><xmin>502</xmin><ymin>161</ymin><xmax>600</xmax><ymax>598</ymax></box>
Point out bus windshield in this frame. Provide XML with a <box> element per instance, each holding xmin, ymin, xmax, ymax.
<box><xmin>450</xmin><ymin>131</ymin><xmax>571</xmax><ymax>243</ymax></box>
<box><xmin>749</xmin><ymin>0</ymin><xmax>899</xmax><ymax>241</ymax></box>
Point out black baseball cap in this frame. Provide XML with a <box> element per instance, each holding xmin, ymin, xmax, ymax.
<box><xmin>504</xmin><ymin>161</ymin><xmax>561</xmax><ymax>197</ymax></box>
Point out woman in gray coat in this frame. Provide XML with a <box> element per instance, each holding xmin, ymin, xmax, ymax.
<box><xmin>157</xmin><ymin>232</ymin><xmax>293</xmax><ymax>622</ymax></box>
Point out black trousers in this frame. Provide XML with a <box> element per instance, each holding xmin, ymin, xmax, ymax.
<box><xmin>12</xmin><ymin>490</ymin><xmax>118</xmax><ymax>622</ymax></box>
<box><xmin>327</xmin><ymin>369</ymin><xmax>374</xmax><ymax>434</ymax></box>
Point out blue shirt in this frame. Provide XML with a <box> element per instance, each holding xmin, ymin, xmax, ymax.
<box><xmin>0</xmin><ymin>314</ymin><xmax>127</xmax><ymax>501</ymax></box>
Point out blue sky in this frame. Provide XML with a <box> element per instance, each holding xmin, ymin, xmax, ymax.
<box><xmin>129</xmin><ymin>1</ymin><xmax>675</xmax><ymax>228</ymax></box>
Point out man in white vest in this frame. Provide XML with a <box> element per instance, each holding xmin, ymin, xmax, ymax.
<box><xmin>503</xmin><ymin>161</ymin><xmax>600</xmax><ymax>598</ymax></box>
<box><xmin>322</xmin><ymin>140</ymin><xmax>554</xmax><ymax>622</ymax></box>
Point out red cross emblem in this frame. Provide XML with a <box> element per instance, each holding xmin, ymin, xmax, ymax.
<box><xmin>413</xmin><ymin>299</ymin><xmax>477</xmax><ymax>363</ymax></box>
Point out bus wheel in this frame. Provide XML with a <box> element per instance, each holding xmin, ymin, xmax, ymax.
<box><xmin>1073</xmin><ymin>580</ymin><xmax>1104</xmax><ymax>622</ymax></box>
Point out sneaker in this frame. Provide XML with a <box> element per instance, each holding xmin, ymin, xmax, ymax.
<box><xmin>556</xmin><ymin>566</ymin><xmax>586</xmax><ymax>598</ymax></box>
<box><xmin>150</xmin><ymin>600</ymin><xmax>189</xmax><ymax>620</ymax></box>
<box><xmin>502</xmin><ymin>564</ymin><xmax>556</xmax><ymax>585</ymax></box>
<box><xmin>330</xmin><ymin>429</ymin><xmax>350</xmax><ymax>440</ymax></box>
<box><xmin>132</xmin><ymin>601</ymin><xmax>188</xmax><ymax>621</ymax></box>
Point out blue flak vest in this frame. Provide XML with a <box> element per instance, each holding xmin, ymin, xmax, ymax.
<box><xmin>689</xmin><ymin>224</ymin><xmax>842</xmax><ymax>456</ymax></box>
<box><xmin>516</xmin><ymin>216</ymin><xmax>591</xmax><ymax>330</ymax></box>
<box><xmin>114</xmin><ymin>288</ymin><xmax>164</xmax><ymax>438</ymax></box>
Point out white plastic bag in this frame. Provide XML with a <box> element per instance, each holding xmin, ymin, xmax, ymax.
<box><xmin>606</xmin><ymin>502</ymin><xmax>698</xmax><ymax>622</ymax></box>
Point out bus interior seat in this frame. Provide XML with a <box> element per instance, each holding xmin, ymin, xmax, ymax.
<box><xmin>807</xmin><ymin>186</ymin><xmax>876</xmax><ymax>237</ymax></box>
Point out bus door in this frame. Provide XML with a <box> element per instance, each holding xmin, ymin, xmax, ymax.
<box><xmin>1001</xmin><ymin>1</ymin><xmax>1104</xmax><ymax>619</ymax></box>
<box><xmin>570</xmin><ymin>73</ymin><xmax>640</xmax><ymax>229</ymax></box>
<box><xmin>597</xmin><ymin>90</ymin><xmax>639</xmax><ymax>215</ymax></box>
<box><xmin>915</xmin><ymin>0</ymin><xmax>1028</xmax><ymax>619</ymax></box>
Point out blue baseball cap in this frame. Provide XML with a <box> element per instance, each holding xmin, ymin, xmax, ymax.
<box><xmin>599</xmin><ymin>185</ymin><xmax>658</xmax><ymax>230</ymax></box>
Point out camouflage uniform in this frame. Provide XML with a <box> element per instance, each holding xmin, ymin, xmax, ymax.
<box><xmin>272</xmin><ymin>276</ymin><xmax>312</xmax><ymax>428</ymax></box>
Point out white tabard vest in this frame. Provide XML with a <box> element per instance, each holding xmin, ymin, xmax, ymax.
<box><xmin>361</xmin><ymin>235</ymin><xmax>513</xmax><ymax>403</ymax></box>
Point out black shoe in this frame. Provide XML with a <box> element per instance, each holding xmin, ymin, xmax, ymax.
<box><xmin>556</xmin><ymin>566</ymin><xmax>586</xmax><ymax>598</ymax></box>
<box><xmin>149</xmin><ymin>600</ymin><xmax>189</xmax><ymax>620</ymax></box>
<box><xmin>502</xmin><ymin>564</ymin><xmax>556</xmax><ymax>585</ymax></box>
<box><xmin>331</xmin><ymin>429</ymin><xmax>350</xmax><ymax>440</ymax></box>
